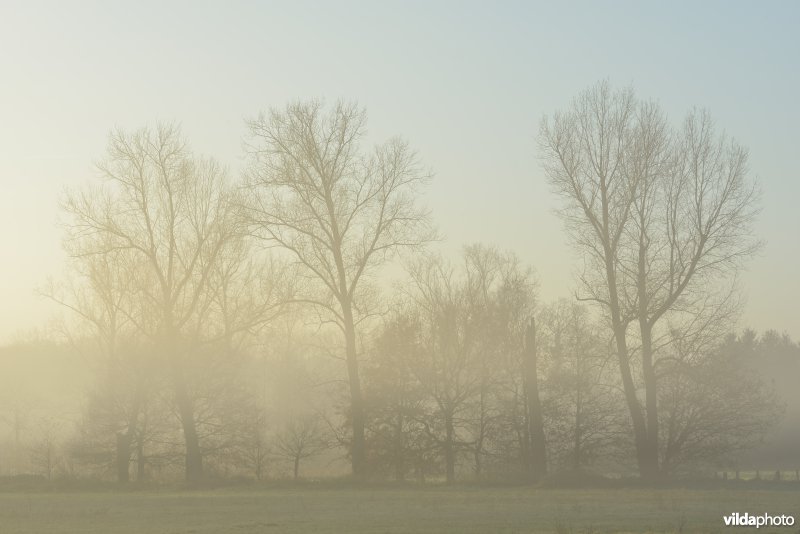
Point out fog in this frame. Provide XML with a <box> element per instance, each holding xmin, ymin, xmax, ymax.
<box><xmin>1</xmin><ymin>2</ymin><xmax>799</xmax><ymax>532</ymax></box>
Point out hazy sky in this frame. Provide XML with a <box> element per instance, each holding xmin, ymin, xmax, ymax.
<box><xmin>1</xmin><ymin>1</ymin><xmax>798</xmax><ymax>343</ymax></box>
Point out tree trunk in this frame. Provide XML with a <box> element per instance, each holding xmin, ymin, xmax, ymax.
<box><xmin>136</xmin><ymin>438</ymin><xmax>146</xmax><ymax>481</ymax></box>
<box><xmin>115</xmin><ymin>432</ymin><xmax>132</xmax><ymax>483</ymax></box>
<box><xmin>523</xmin><ymin>318</ymin><xmax>547</xmax><ymax>481</ymax></box>
<box><xmin>13</xmin><ymin>409</ymin><xmax>21</xmax><ymax>475</ymax></box>
<box><xmin>635</xmin><ymin>221</ymin><xmax>661</xmax><ymax>481</ymax></box>
<box><xmin>474</xmin><ymin>385</ymin><xmax>487</xmax><ymax>479</ymax></box>
<box><xmin>639</xmin><ymin>321</ymin><xmax>661</xmax><ymax>480</ymax></box>
<box><xmin>604</xmin><ymin>251</ymin><xmax>653</xmax><ymax>481</ymax></box>
<box><xmin>395</xmin><ymin>459</ymin><xmax>405</xmax><ymax>482</ymax></box>
<box><xmin>394</xmin><ymin>415</ymin><xmax>405</xmax><ymax>482</ymax></box>
<box><xmin>165</xmin><ymin>324</ymin><xmax>203</xmax><ymax>484</ymax></box>
<box><xmin>444</xmin><ymin>411</ymin><xmax>455</xmax><ymax>484</ymax></box>
<box><xmin>175</xmin><ymin>382</ymin><xmax>203</xmax><ymax>483</ymax></box>
<box><xmin>574</xmin><ymin>399</ymin><xmax>582</xmax><ymax>471</ymax></box>
<box><xmin>342</xmin><ymin>301</ymin><xmax>366</xmax><ymax>479</ymax></box>
<box><xmin>293</xmin><ymin>456</ymin><xmax>300</xmax><ymax>480</ymax></box>
<box><xmin>612</xmin><ymin>318</ymin><xmax>654</xmax><ymax>480</ymax></box>
<box><xmin>518</xmin><ymin>391</ymin><xmax>531</xmax><ymax>473</ymax></box>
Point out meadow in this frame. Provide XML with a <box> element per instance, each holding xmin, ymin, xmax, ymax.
<box><xmin>1</xmin><ymin>485</ymin><xmax>799</xmax><ymax>534</ymax></box>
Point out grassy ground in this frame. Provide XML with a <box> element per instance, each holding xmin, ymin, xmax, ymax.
<box><xmin>0</xmin><ymin>486</ymin><xmax>799</xmax><ymax>533</ymax></box>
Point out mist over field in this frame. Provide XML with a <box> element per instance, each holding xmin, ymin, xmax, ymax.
<box><xmin>1</xmin><ymin>1</ymin><xmax>799</xmax><ymax>532</ymax></box>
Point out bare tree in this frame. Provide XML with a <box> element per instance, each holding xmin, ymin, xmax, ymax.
<box><xmin>541</xmin><ymin>300</ymin><xmax>624</xmax><ymax>472</ymax></box>
<box><xmin>657</xmin><ymin>332</ymin><xmax>779</xmax><ymax>474</ymax></box>
<box><xmin>364</xmin><ymin>314</ymin><xmax>431</xmax><ymax>481</ymax></box>
<box><xmin>539</xmin><ymin>81</ymin><xmax>761</xmax><ymax>480</ymax></box>
<box><xmin>233</xmin><ymin>407</ymin><xmax>270</xmax><ymax>481</ymax></box>
<box><xmin>460</xmin><ymin>245</ymin><xmax>542</xmax><ymax>480</ymax></box>
<box><xmin>522</xmin><ymin>317</ymin><xmax>547</xmax><ymax>480</ymax></box>
<box><xmin>41</xmin><ymin>242</ymin><xmax>148</xmax><ymax>483</ymax></box>
<box><xmin>399</xmin><ymin>246</ymin><xmax>538</xmax><ymax>483</ymax></box>
<box><xmin>29</xmin><ymin>416</ymin><xmax>63</xmax><ymax>481</ymax></box>
<box><xmin>404</xmin><ymin>253</ymin><xmax>477</xmax><ymax>484</ymax></box>
<box><xmin>62</xmin><ymin>124</ymin><xmax>276</xmax><ymax>482</ymax></box>
<box><xmin>273</xmin><ymin>414</ymin><xmax>330</xmax><ymax>480</ymax></box>
<box><xmin>243</xmin><ymin>100</ymin><xmax>434</xmax><ymax>477</ymax></box>
<box><xmin>0</xmin><ymin>395</ymin><xmax>32</xmax><ymax>475</ymax></box>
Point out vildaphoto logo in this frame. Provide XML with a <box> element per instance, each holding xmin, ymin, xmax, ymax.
<box><xmin>723</xmin><ymin>513</ymin><xmax>795</xmax><ymax>528</ymax></box>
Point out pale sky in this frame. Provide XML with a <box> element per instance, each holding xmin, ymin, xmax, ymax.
<box><xmin>1</xmin><ymin>1</ymin><xmax>798</xmax><ymax>342</ymax></box>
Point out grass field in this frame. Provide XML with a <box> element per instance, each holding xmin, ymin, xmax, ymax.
<box><xmin>0</xmin><ymin>486</ymin><xmax>799</xmax><ymax>533</ymax></box>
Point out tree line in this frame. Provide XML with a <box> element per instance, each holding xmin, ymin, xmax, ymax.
<box><xmin>1</xmin><ymin>82</ymin><xmax>783</xmax><ymax>484</ymax></box>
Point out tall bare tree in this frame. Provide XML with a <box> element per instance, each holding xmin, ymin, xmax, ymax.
<box><xmin>541</xmin><ymin>300</ymin><xmax>624</xmax><ymax>472</ymax></box>
<box><xmin>460</xmin><ymin>245</ymin><xmax>542</xmax><ymax>479</ymax></box>
<box><xmin>41</xmin><ymin>244</ymin><xmax>147</xmax><ymax>483</ymax></box>
<box><xmin>62</xmin><ymin>124</ymin><xmax>273</xmax><ymax>482</ymax></box>
<box><xmin>539</xmin><ymin>81</ymin><xmax>761</xmax><ymax>480</ymax></box>
<box><xmin>243</xmin><ymin>101</ymin><xmax>434</xmax><ymax>477</ymax></box>
<box><xmin>399</xmin><ymin>246</ymin><xmax>538</xmax><ymax>483</ymax></box>
<box><xmin>404</xmin><ymin>253</ymin><xmax>479</xmax><ymax>484</ymax></box>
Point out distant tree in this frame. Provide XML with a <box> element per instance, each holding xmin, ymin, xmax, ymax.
<box><xmin>232</xmin><ymin>407</ymin><xmax>270</xmax><ymax>481</ymax></box>
<box><xmin>521</xmin><ymin>317</ymin><xmax>547</xmax><ymax>481</ymax></box>
<box><xmin>398</xmin><ymin>245</ymin><xmax>538</xmax><ymax>483</ymax></box>
<box><xmin>657</xmin><ymin>331</ymin><xmax>781</xmax><ymax>474</ymax></box>
<box><xmin>0</xmin><ymin>392</ymin><xmax>34</xmax><ymax>475</ymax></box>
<box><xmin>540</xmin><ymin>300</ymin><xmax>625</xmax><ymax>472</ymax></box>
<box><xmin>273</xmin><ymin>414</ymin><xmax>330</xmax><ymax>480</ymax></box>
<box><xmin>62</xmin><ymin>124</ymin><xmax>285</xmax><ymax>482</ymax></box>
<box><xmin>29</xmin><ymin>416</ymin><xmax>62</xmax><ymax>481</ymax></box>
<box><xmin>740</xmin><ymin>331</ymin><xmax>800</xmax><ymax>471</ymax></box>
<box><xmin>460</xmin><ymin>245</ymin><xmax>543</xmax><ymax>480</ymax></box>
<box><xmin>402</xmin><ymin>253</ymin><xmax>478</xmax><ymax>484</ymax></box>
<box><xmin>69</xmin><ymin>363</ymin><xmax>173</xmax><ymax>482</ymax></box>
<box><xmin>243</xmin><ymin>101</ymin><xmax>434</xmax><ymax>477</ymax></box>
<box><xmin>0</xmin><ymin>342</ymin><xmax>87</xmax><ymax>477</ymax></box>
<box><xmin>41</xmin><ymin>244</ymin><xmax>152</xmax><ymax>483</ymax></box>
<box><xmin>539</xmin><ymin>81</ymin><xmax>761</xmax><ymax>480</ymax></box>
<box><xmin>364</xmin><ymin>314</ymin><xmax>431</xmax><ymax>481</ymax></box>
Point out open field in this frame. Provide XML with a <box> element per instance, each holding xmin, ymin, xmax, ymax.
<box><xmin>1</xmin><ymin>486</ymin><xmax>799</xmax><ymax>534</ymax></box>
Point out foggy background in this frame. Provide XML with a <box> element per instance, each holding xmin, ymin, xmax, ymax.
<box><xmin>0</xmin><ymin>6</ymin><xmax>800</xmax><ymax>533</ymax></box>
<box><xmin>1</xmin><ymin>1</ymin><xmax>798</xmax><ymax>343</ymax></box>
